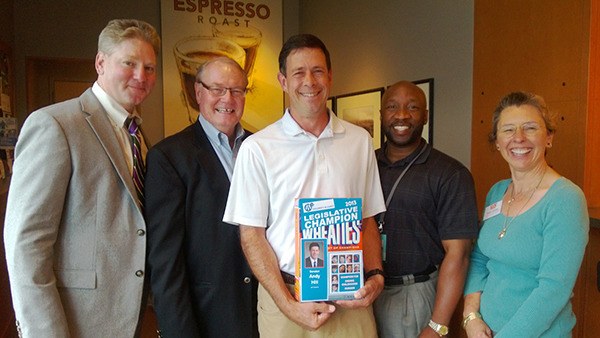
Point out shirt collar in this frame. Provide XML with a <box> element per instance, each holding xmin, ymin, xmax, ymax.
<box><xmin>197</xmin><ymin>114</ymin><xmax>245</xmax><ymax>146</ymax></box>
<box><xmin>280</xmin><ymin>108</ymin><xmax>345</xmax><ymax>139</ymax></box>
<box><xmin>92</xmin><ymin>82</ymin><xmax>142</xmax><ymax>126</ymax></box>
<box><xmin>377</xmin><ymin>138</ymin><xmax>431</xmax><ymax>167</ymax></box>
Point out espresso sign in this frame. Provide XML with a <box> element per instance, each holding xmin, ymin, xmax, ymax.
<box><xmin>161</xmin><ymin>0</ymin><xmax>283</xmax><ymax>136</ymax></box>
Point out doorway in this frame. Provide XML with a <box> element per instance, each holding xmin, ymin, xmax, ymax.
<box><xmin>26</xmin><ymin>57</ymin><xmax>96</xmax><ymax>115</ymax></box>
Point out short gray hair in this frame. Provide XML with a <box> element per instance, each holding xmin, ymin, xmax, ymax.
<box><xmin>195</xmin><ymin>56</ymin><xmax>248</xmax><ymax>87</ymax></box>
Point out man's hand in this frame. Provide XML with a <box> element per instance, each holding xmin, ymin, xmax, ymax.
<box><xmin>240</xmin><ymin>225</ymin><xmax>336</xmax><ymax>331</ymax></box>
<box><xmin>281</xmin><ymin>299</ymin><xmax>336</xmax><ymax>331</ymax></box>
<box><xmin>334</xmin><ymin>274</ymin><xmax>384</xmax><ymax>308</ymax></box>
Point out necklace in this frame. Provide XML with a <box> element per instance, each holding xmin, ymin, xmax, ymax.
<box><xmin>498</xmin><ymin>168</ymin><xmax>547</xmax><ymax>239</ymax></box>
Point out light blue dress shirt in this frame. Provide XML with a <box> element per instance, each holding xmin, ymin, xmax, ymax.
<box><xmin>197</xmin><ymin>114</ymin><xmax>245</xmax><ymax>180</ymax></box>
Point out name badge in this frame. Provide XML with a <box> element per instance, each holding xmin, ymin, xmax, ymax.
<box><xmin>483</xmin><ymin>200</ymin><xmax>502</xmax><ymax>221</ymax></box>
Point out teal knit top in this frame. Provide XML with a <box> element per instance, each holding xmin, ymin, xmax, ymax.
<box><xmin>465</xmin><ymin>177</ymin><xmax>589</xmax><ymax>337</ymax></box>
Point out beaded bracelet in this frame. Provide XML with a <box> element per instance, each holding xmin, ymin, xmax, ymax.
<box><xmin>462</xmin><ymin>311</ymin><xmax>482</xmax><ymax>329</ymax></box>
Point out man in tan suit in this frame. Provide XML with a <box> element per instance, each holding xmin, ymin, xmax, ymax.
<box><xmin>3</xmin><ymin>19</ymin><xmax>159</xmax><ymax>337</ymax></box>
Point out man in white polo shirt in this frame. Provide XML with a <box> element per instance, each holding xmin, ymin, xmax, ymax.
<box><xmin>223</xmin><ymin>33</ymin><xmax>386</xmax><ymax>338</ymax></box>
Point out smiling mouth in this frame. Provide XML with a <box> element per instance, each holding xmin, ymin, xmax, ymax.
<box><xmin>215</xmin><ymin>108</ymin><xmax>234</xmax><ymax>113</ymax></box>
<box><xmin>300</xmin><ymin>91</ymin><xmax>320</xmax><ymax>98</ymax></box>
<box><xmin>393</xmin><ymin>125</ymin><xmax>409</xmax><ymax>132</ymax></box>
<box><xmin>511</xmin><ymin>148</ymin><xmax>531</xmax><ymax>155</ymax></box>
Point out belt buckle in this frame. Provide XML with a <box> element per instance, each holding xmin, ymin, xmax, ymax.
<box><xmin>401</xmin><ymin>274</ymin><xmax>415</xmax><ymax>284</ymax></box>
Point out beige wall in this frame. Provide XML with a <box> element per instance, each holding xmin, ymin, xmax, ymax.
<box><xmin>298</xmin><ymin>1</ymin><xmax>474</xmax><ymax>166</ymax></box>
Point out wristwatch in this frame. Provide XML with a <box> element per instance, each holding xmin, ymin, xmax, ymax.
<box><xmin>428</xmin><ymin>320</ymin><xmax>449</xmax><ymax>336</ymax></box>
<box><xmin>364</xmin><ymin>268</ymin><xmax>385</xmax><ymax>280</ymax></box>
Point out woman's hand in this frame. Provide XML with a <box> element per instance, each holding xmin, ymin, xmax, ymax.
<box><xmin>465</xmin><ymin>317</ymin><xmax>493</xmax><ymax>338</ymax></box>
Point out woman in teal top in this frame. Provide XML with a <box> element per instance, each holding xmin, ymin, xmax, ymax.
<box><xmin>463</xmin><ymin>92</ymin><xmax>589</xmax><ymax>338</ymax></box>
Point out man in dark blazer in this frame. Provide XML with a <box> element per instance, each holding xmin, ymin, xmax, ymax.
<box><xmin>145</xmin><ymin>56</ymin><xmax>258</xmax><ymax>338</ymax></box>
<box><xmin>4</xmin><ymin>19</ymin><xmax>159</xmax><ymax>337</ymax></box>
<box><xmin>305</xmin><ymin>242</ymin><xmax>324</xmax><ymax>268</ymax></box>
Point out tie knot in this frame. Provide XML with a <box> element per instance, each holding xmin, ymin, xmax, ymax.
<box><xmin>126</xmin><ymin>117</ymin><xmax>139</xmax><ymax>135</ymax></box>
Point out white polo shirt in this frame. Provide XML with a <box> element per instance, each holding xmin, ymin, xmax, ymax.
<box><xmin>223</xmin><ymin>109</ymin><xmax>385</xmax><ymax>274</ymax></box>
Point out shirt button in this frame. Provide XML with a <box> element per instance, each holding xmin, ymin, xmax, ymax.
<box><xmin>137</xmin><ymin>229</ymin><xmax>145</xmax><ymax>236</ymax></box>
<box><xmin>135</xmin><ymin>270</ymin><xmax>144</xmax><ymax>277</ymax></box>
<box><xmin>243</xmin><ymin>277</ymin><xmax>251</xmax><ymax>284</ymax></box>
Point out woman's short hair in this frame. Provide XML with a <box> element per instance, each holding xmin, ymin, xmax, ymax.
<box><xmin>489</xmin><ymin>91</ymin><xmax>556</xmax><ymax>144</ymax></box>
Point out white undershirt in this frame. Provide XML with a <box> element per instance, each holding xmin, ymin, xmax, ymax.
<box><xmin>92</xmin><ymin>82</ymin><xmax>147</xmax><ymax>174</ymax></box>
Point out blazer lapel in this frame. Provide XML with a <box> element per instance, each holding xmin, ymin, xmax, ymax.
<box><xmin>79</xmin><ymin>88</ymin><xmax>142</xmax><ymax>213</ymax></box>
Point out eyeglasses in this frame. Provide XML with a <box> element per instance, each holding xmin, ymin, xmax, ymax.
<box><xmin>498</xmin><ymin>122</ymin><xmax>543</xmax><ymax>138</ymax></box>
<box><xmin>197</xmin><ymin>80</ymin><xmax>247</xmax><ymax>97</ymax></box>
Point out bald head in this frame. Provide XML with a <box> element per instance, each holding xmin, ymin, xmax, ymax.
<box><xmin>196</xmin><ymin>56</ymin><xmax>247</xmax><ymax>87</ymax></box>
<box><xmin>382</xmin><ymin>81</ymin><xmax>426</xmax><ymax>108</ymax></box>
<box><xmin>380</xmin><ymin>80</ymin><xmax>428</xmax><ymax>152</ymax></box>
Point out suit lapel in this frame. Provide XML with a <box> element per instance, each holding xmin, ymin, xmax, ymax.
<box><xmin>79</xmin><ymin>88</ymin><xmax>142</xmax><ymax>213</ymax></box>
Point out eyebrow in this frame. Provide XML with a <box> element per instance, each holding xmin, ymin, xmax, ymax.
<box><xmin>500</xmin><ymin>121</ymin><xmax>539</xmax><ymax>126</ymax></box>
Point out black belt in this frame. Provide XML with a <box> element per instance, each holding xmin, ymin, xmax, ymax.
<box><xmin>281</xmin><ymin>271</ymin><xmax>295</xmax><ymax>285</ymax></box>
<box><xmin>385</xmin><ymin>265</ymin><xmax>438</xmax><ymax>286</ymax></box>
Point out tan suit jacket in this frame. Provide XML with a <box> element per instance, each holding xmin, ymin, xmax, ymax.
<box><xmin>4</xmin><ymin>88</ymin><xmax>147</xmax><ymax>337</ymax></box>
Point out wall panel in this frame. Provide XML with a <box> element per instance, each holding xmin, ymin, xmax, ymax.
<box><xmin>471</xmin><ymin>0</ymin><xmax>589</xmax><ymax>210</ymax></box>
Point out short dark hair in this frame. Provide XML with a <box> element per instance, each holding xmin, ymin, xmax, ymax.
<box><xmin>278</xmin><ymin>34</ymin><xmax>331</xmax><ymax>74</ymax></box>
<box><xmin>489</xmin><ymin>91</ymin><xmax>556</xmax><ymax>144</ymax></box>
<box><xmin>309</xmin><ymin>242</ymin><xmax>321</xmax><ymax>250</ymax></box>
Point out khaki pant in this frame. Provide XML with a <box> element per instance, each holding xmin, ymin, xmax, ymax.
<box><xmin>373</xmin><ymin>273</ymin><xmax>438</xmax><ymax>338</ymax></box>
<box><xmin>257</xmin><ymin>283</ymin><xmax>378</xmax><ymax>338</ymax></box>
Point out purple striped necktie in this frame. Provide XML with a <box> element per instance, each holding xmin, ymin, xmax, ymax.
<box><xmin>126</xmin><ymin>117</ymin><xmax>145</xmax><ymax>209</ymax></box>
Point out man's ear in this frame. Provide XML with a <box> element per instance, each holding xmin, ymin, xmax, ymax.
<box><xmin>277</xmin><ymin>72</ymin><xmax>288</xmax><ymax>93</ymax></box>
<box><xmin>95</xmin><ymin>52</ymin><xmax>105</xmax><ymax>76</ymax></box>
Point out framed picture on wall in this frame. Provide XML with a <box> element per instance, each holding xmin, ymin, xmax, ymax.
<box><xmin>413</xmin><ymin>78</ymin><xmax>434</xmax><ymax>145</ymax></box>
<box><xmin>326</xmin><ymin>97</ymin><xmax>335</xmax><ymax>112</ymax></box>
<box><xmin>335</xmin><ymin>87</ymin><xmax>385</xmax><ymax>149</ymax></box>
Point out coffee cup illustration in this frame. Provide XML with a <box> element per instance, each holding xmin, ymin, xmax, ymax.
<box><xmin>212</xmin><ymin>25</ymin><xmax>262</xmax><ymax>87</ymax></box>
<box><xmin>174</xmin><ymin>36</ymin><xmax>246</xmax><ymax>123</ymax></box>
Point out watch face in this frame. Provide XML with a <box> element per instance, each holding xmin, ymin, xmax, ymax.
<box><xmin>439</xmin><ymin>326</ymin><xmax>448</xmax><ymax>335</ymax></box>
<box><xmin>429</xmin><ymin>321</ymin><xmax>449</xmax><ymax>336</ymax></box>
